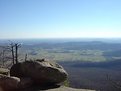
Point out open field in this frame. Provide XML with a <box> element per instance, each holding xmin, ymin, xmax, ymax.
<box><xmin>17</xmin><ymin>41</ymin><xmax>121</xmax><ymax>62</ymax></box>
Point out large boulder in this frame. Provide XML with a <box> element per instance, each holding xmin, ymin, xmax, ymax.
<box><xmin>18</xmin><ymin>77</ymin><xmax>33</xmax><ymax>89</ymax></box>
<box><xmin>10</xmin><ymin>59</ymin><xmax>68</xmax><ymax>86</ymax></box>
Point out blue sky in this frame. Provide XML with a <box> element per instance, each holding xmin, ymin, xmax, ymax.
<box><xmin>0</xmin><ymin>0</ymin><xmax>121</xmax><ymax>39</ymax></box>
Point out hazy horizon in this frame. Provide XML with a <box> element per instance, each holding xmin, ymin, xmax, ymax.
<box><xmin>0</xmin><ymin>38</ymin><xmax>121</xmax><ymax>44</ymax></box>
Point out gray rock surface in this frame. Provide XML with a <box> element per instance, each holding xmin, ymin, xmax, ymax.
<box><xmin>44</xmin><ymin>86</ymin><xmax>95</xmax><ymax>91</ymax></box>
<box><xmin>21</xmin><ymin>86</ymin><xmax>96</xmax><ymax>91</ymax></box>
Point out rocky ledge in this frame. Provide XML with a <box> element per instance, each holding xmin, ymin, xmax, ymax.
<box><xmin>21</xmin><ymin>86</ymin><xmax>95</xmax><ymax>91</ymax></box>
<box><xmin>0</xmin><ymin>59</ymin><xmax>95</xmax><ymax>91</ymax></box>
<box><xmin>45</xmin><ymin>86</ymin><xmax>95</xmax><ymax>91</ymax></box>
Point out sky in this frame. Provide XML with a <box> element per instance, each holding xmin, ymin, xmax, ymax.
<box><xmin>0</xmin><ymin>0</ymin><xmax>121</xmax><ymax>39</ymax></box>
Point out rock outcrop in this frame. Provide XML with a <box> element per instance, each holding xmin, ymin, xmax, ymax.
<box><xmin>0</xmin><ymin>74</ymin><xmax>33</xmax><ymax>91</ymax></box>
<box><xmin>44</xmin><ymin>86</ymin><xmax>95</xmax><ymax>91</ymax></box>
<box><xmin>0</xmin><ymin>75</ymin><xmax>20</xmax><ymax>91</ymax></box>
<box><xmin>0</xmin><ymin>59</ymin><xmax>95</xmax><ymax>91</ymax></box>
<box><xmin>10</xmin><ymin>59</ymin><xmax>68</xmax><ymax>85</ymax></box>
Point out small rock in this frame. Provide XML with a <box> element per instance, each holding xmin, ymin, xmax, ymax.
<box><xmin>0</xmin><ymin>75</ymin><xmax>20</xmax><ymax>91</ymax></box>
<box><xmin>0</xmin><ymin>68</ymin><xmax>9</xmax><ymax>76</ymax></box>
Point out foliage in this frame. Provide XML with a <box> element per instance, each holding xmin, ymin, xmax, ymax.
<box><xmin>63</xmin><ymin>79</ymin><xmax>70</xmax><ymax>87</ymax></box>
